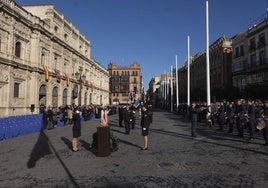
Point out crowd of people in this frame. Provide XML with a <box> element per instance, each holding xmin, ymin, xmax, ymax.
<box><xmin>39</xmin><ymin>103</ymin><xmax>117</xmax><ymax>151</ymax></box>
<box><xmin>187</xmin><ymin>99</ymin><xmax>268</xmax><ymax>146</ymax></box>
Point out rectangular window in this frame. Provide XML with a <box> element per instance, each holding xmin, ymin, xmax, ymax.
<box><xmin>240</xmin><ymin>45</ymin><xmax>244</xmax><ymax>56</ymax></box>
<box><xmin>259</xmin><ymin>51</ymin><xmax>266</xmax><ymax>64</ymax></box>
<box><xmin>14</xmin><ymin>83</ymin><xmax>20</xmax><ymax>98</ymax></box>
<box><xmin>235</xmin><ymin>47</ymin><xmax>239</xmax><ymax>58</ymax></box>
<box><xmin>250</xmin><ymin>54</ymin><xmax>256</xmax><ymax>67</ymax></box>
<box><xmin>249</xmin><ymin>38</ymin><xmax>256</xmax><ymax>50</ymax></box>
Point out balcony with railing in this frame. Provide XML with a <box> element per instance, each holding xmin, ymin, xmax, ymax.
<box><xmin>247</xmin><ymin>58</ymin><xmax>268</xmax><ymax>73</ymax></box>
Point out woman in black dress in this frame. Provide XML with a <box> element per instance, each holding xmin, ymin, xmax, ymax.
<box><xmin>140</xmin><ymin>104</ymin><xmax>151</xmax><ymax>150</ymax></box>
<box><xmin>72</xmin><ymin>108</ymin><xmax>81</xmax><ymax>152</ymax></box>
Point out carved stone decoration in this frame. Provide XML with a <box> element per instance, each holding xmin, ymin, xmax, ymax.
<box><xmin>0</xmin><ymin>65</ymin><xmax>9</xmax><ymax>85</ymax></box>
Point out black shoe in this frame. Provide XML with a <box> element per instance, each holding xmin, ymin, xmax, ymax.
<box><xmin>141</xmin><ymin>147</ymin><xmax>148</xmax><ymax>150</ymax></box>
<box><xmin>191</xmin><ymin>135</ymin><xmax>197</xmax><ymax>138</ymax></box>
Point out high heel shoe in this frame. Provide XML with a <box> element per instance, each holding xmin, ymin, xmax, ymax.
<box><xmin>140</xmin><ymin>147</ymin><xmax>148</xmax><ymax>150</ymax></box>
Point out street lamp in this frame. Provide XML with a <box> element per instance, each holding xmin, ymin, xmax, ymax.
<box><xmin>75</xmin><ymin>68</ymin><xmax>86</xmax><ymax>106</ymax></box>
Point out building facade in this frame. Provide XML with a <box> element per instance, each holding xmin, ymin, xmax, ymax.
<box><xmin>108</xmin><ymin>62</ymin><xmax>142</xmax><ymax>105</ymax></box>
<box><xmin>0</xmin><ymin>0</ymin><xmax>109</xmax><ymax>117</ymax></box>
<box><xmin>147</xmin><ymin>76</ymin><xmax>161</xmax><ymax>107</ymax></box>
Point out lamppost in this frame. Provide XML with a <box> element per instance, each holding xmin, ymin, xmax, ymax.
<box><xmin>75</xmin><ymin>68</ymin><xmax>86</xmax><ymax>106</ymax></box>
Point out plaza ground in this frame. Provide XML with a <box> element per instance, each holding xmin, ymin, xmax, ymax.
<box><xmin>0</xmin><ymin>110</ymin><xmax>268</xmax><ymax>187</ymax></box>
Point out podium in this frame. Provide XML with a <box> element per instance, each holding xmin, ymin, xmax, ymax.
<box><xmin>97</xmin><ymin>126</ymin><xmax>110</xmax><ymax>157</ymax></box>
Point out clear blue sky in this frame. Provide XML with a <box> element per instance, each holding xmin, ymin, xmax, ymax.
<box><xmin>16</xmin><ymin>0</ymin><xmax>267</xmax><ymax>90</ymax></box>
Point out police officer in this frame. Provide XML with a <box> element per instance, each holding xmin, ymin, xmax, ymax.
<box><xmin>217</xmin><ymin>101</ymin><xmax>226</xmax><ymax>131</ymax></box>
<box><xmin>234</xmin><ymin>99</ymin><xmax>247</xmax><ymax>137</ymax></box>
<box><xmin>246</xmin><ymin>100</ymin><xmax>256</xmax><ymax>141</ymax></box>
<box><xmin>118</xmin><ymin>106</ymin><xmax>124</xmax><ymax>127</ymax></box>
<box><xmin>262</xmin><ymin>100</ymin><xmax>268</xmax><ymax>146</ymax></box>
<box><xmin>123</xmin><ymin>104</ymin><xmax>131</xmax><ymax>134</ymax></box>
<box><xmin>226</xmin><ymin>102</ymin><xmax>235</xmax><ymax>133</ymax></box>
<box><xmin>189</xmin><ymin>102</ymin><xmax>202</xmax><ymax>137</ymax></box>
<box><xmin>129</xmin><ymin>103</ymin><xmax>136</xmax><ymax>129</ymax></box>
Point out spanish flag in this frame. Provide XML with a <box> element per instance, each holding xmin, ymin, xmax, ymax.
<box><xmin>65</xmin><ymin>73</ymin><xmax>70</xmax><ymax>87</ymax></box>
<box><xmin>43</xmin><ymin>65</ymin><xmax>49</xmax><ymax>81</ymax></box>
<box><xmin>91</xmin><ymin>82</ymin><xmax>94</xmax><ymax>92</ymax></box>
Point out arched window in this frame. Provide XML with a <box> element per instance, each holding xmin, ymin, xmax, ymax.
<box><xmin>39</xmin><ymin>85</ymin><xmax>47</xmax><ymax>105</ymax></box>
<box><xmin>15</xmin><ymin>41</ymin><xmax>21</xmax><ymax>58</ymax></box>
<box><xmin>62</xmin><ymin>89</ymin><xmax>68</xmax><ymax>106</ymax></box>
<box><xmin>41</xmin><ymin>53</ymin><xmax>45</xmax><ymax>65</ymax></box>
<box><xmin>84</xmin><ymin>92</ymin><xmax>87</xmax><ymax>105</ymax></box>
<box><xmin>52</xmin><ymin>87</ymin><xmax>58</xmax><ymax>107</ymax></box>
<box><xmin>89</xmin><ymin>93</ymin><xmax>92</xmax><ymax>104</ymax></box>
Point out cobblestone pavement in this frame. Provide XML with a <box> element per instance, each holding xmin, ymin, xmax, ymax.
<box><xmin>0</xmin><ymin>110</ymin><xmax>268</xmax><ymax>187</ymax></box>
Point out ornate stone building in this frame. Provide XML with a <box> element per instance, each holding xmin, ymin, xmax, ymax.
<box><xmin>108</xmin><ymin>62</ymin><xmax>142</xmax><ymax>105</ymax></box>
<box><xmin>0</xmin><ymin>0</ymin><xmax>109</xmax><ymax>117</ymax></box>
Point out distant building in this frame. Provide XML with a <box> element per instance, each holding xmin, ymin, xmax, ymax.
<box><xmin>0</xmin><ymin>1</ymin><xmax>109</xmax><ymax>117</ymax></box>
<box><xmin>148</xmin><ymin>76</ymin><xmax>161</xmax><ymax>107</ymax></box>
<box><xmin>108</xmin><ymin>62</ymin><xmax>142</xmax><ymax>105</ymax></box>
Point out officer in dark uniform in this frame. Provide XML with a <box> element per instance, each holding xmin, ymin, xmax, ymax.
<box><xmin>129</xmin><ymin>103</ymin><xmax>136</xmax><ymax>129</ymax></box>
<box><xmin>234</xmin><ymin>99</ymin><xmax>247</xmax><ymax>137</ymax></box>
<box><xmin>189</xmin><ymin>102</ymin><xmax>202</xmax><ymax>137</ymax></box>
<box><xmin>226</xmin><ymin>102</ymin><xmax>235</xmax><ymax>133</ymax></box>
<box><xmin>262</xmin><ymin>100</ymin><xmax>268</xmax><ymax>146</ymax></box>
<box><xmin>217</xmin><ymin>101</ymin><xmax>226</xmax><ymax>131</ymax></box>
<box><xmin>118</xmin><ymin>106</ymin><xmax>124</xmax><ymax>127</ymax></box>
<box><xmin>123</xmin><ymin>105</ymin><xmax>131</xmax><ymax>134</ymax></box>
<box><xmin>246</xmin><ymin>100</ymin><xmax>256</xmax><ymax>141</ymax></box>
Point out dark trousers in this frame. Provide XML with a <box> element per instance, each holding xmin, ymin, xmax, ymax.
<box><xmin>236</xmin><ymin>118</ymin><xmax>244</xmax><ymax>136</ymax></box>
<box><xmin>125</xmin><ymin>121</ymin><xmax>130</xmax><ymax>134</ymax></box>
<box><xmin>263</xmin><ymin>127</ymin><xmax>268</xmax><ymax>144</ymax></box>
<box><xmin>191</xmin><ymin>121</ymin><xmax>197</xmax><ymax>137</ymax></box>
<box><xmin>248</xmin><ymin>120</ymin><xmax>255</xmax><ymax>139</ymax></box>
<box><xmin>119</xmin><ymin>116</ymin><xmax>123</xmax><ymax>127</ymax></box>
<box><xmin>130</xmin><ymin>118</ymin><xmax>135</xmax><ymax>129</ymax></box>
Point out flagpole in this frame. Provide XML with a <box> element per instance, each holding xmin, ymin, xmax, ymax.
<box><xmin>175</xmin><ymin>55</ymin><xmax>179</xmax><ymax>111</ymax></box>
<box><xmin>206</xmin><ymin>1</ymin><xmax>211</xmax><ymax>116</ymax></box>
<box><xmin>187</xmin><ymin>36</ymin><xmax>190</xmax><ymax>107</ymax></box>
<box><xmin>170</xmin><ymin>66</ymin><xmax>173</xmax><ymax>112</ymax></box>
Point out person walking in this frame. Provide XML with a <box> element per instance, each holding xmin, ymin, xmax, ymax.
<box><xmin>140</xmin><ymin>104</ymin><xmax>151</xmax><ymax>150</ymax></box>
<box><xmin>72</xmin><ymin>108</ymin><xmax>81</xmax><ymax>152</ymax></box>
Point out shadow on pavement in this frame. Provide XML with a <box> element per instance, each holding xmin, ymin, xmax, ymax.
<box><xmin>27</xmin><ymin>130</ymin><xmax>80</xmax><ymax>188</ymax></box>
<box><xmin>61</xmin><ymin>137</ymin><xmax>73</xmax><ymax>151</ymax></box>
<box><xmin>119</xmin><ymin>138</ymin><xmax>141</xmax><ymax>149</ymax></box>
<box><xmin>79</xmin><ymin>139</ymin><xmax>97</xmax><ymax>156</ymax></box>
<box><xmin>27</xmin><ymin>131</ymin><xmax>52</xmax><ymax>168</ymax></box>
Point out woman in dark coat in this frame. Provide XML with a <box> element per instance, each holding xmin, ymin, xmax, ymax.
<box><xmin>140</xmin><ymin>104</ymin><xmax>151</xmax><ymax>150</ymax></box>
<box><xmin>72</xmin><ymin>108</ymin><xmax>81</xmax><ymax>152</ymax></box>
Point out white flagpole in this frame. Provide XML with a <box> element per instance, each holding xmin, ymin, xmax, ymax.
<box><xmin>164</xmin><ymin>71</ymin><xmax>167</xmax><ymax>104</ymax></box>
<box><xmin>170</xmin><ymin>66</ymin><xmax>173</xmax><ymax>112</ymax></box>
<box><xmin>206</xmin><ymin>1</ymin><xmax>211</xmax><ymax>116</ymax></box>
<box><xmin>187</xmin><ymin>36</ymin><xmax>190</xmax><ymax>107</ymax></box>
<box><xmin>175</xmin><ymin>55</ymin><xmax>179</xmax><ymax>110</ymax></box>
<box><xmin>166</xmin><ymin>72</ymin><xmax>168</xmax><ymax>108</ymax></box>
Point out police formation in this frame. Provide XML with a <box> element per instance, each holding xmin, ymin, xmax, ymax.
<box><xmin>184</xmin><ymin>99</ymin><xmax>268</xmax><ymax>146</ymax></box>
<box><xmin>118</xmin><ymin>99</ymin><xmax>153</xmax><ymax>150</ymax></box>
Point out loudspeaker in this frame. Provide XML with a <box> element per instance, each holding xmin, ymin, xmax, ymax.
<box><xmin>30</xmin><ymin>104</ymin><xmax>35</xmax><ymax>112</ymax></box>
